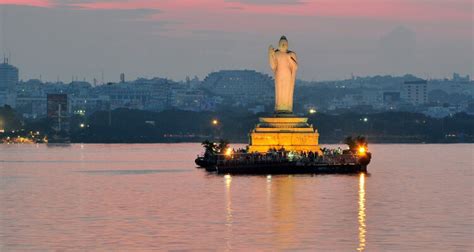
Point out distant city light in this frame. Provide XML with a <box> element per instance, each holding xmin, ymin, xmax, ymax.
<box><xmin>80</xmin><ymin>123</ymin><xmax>85</xmax><ymax>128</ymax></box>
<box><xmin>309</xmin><ymin>108</ymin><xmax>317</xmax><ymax>114</ymax></box>
<box><xmin>76</xmin><ymin>110</ymin><xmax>86</xmax><ymax>116</ymax></box>
<box><xmin>363</xmin><ymin>117</ymin><xmax>368</xmax><ymax>122</ymax></box>
<box><xmin>212</xmin><ymin>119</ymin><xmax>219</xmax><ymax>126</ymax></box>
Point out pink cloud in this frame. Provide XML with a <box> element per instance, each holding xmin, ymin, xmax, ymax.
<box><xmin>1</xmin><ymin>0</ymin><xmax>471</xmax><ymax>32</ymax></box>
<box><xmin>0</xmin><ymin>0</ymin><xmax>51</xmax><ymax>7</ymax></box>
<box><xmin>66</xmin><ymin>0</ymin><xmax>471</xmax><ymax>20</ymax></box>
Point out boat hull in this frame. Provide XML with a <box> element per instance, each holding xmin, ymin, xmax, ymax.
<box><xmin>195</xmin><ymin>157</ymin><xmax>216</xmax><ymax>168</ymax></box>
<box><xmin>213</xmin><ymin>162</ymin><xmax>367</xmax><ymax>175</ymax></box>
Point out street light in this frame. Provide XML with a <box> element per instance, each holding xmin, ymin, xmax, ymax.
<box><xmin>80</xmin><ymin>123</ymin><xmax>85</xmax><ymax>128</ymax></box>
<box><xmin>309</xmin><ymin>108</ymin><xmax>317</xmax><ymax>114</ymax></box>
<box><xmin>212</xmin><ymin>119</ymin><xmax>219</xmax><ymax>126</ymax></box>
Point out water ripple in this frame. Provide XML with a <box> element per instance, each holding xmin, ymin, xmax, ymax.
<box><xmin>76</xmin><ymin>169</ymin><xmax>189</xmax><ymax>175</ymax></box>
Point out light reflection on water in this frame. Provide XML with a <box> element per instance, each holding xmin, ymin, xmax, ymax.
<box><xmin>224</xmin><ymin>174</ymin><xmax>233</xmax><ymax>251</ymax></box>
<box><xmin>0</xmin><ymin>144</ymin><xmax>472</xmax><ymax>251</ymax></box>
<box><xmin>358</xmin><ymin>173</ymin><xmax>367</xmax><ymax>251</ymax></box>
<box><xmin>273</xmin><ymin>175</ymin><xmax>297</xmax><ymax>249</ymax></box>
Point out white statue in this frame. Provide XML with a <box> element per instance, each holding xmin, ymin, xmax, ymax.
<box><xmin>268</xmin><ymin>36</ymin><xmax>298</xmax><ymax>114</ymax></box>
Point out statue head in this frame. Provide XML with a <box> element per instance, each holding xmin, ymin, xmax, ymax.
<box><xmin>278</xmin><ymin>36</ymin><xmax>288</xmax><ymax>52</ymax></box>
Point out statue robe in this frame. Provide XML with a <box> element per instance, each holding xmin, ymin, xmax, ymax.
<box><xmin>269</xmin><ymin>50</ymin><xmax>298</xmax><ymax>113</ymax></box>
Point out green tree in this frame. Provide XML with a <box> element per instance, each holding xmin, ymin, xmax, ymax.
<box><xmin>201</xmin><ymin>139</ymin><xmax>217</xmax><ymax>157</ymax></box>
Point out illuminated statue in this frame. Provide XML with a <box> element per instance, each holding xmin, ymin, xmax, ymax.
<box><xmin>268</xmin><ymin>36</ymin><xmax>298</xmax><ymax>113</ymax></box>
<box><xmin>249</xmin><ymin>36</ymin><xmax>319</xmax><ymax>153</ymax></box>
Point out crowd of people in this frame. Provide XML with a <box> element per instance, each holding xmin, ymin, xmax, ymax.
<box><xmin>217</xmin><ymin>147</ymin><xmax>358</xmax><ymax>166</ymax></box>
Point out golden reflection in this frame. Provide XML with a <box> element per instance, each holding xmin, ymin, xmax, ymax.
<box><xmin>270</xmin><ymin>176</ymin><xmax>296</xmax><ymax>249</ymax></box>
<box><xmin>357</xmin><ymin>173</ymin><xmax>367</xmax><ymax>251</ymax></box>
<box><xmin>224</xmin><ymin>174</ymin><xmax>233</xmax><ymax>251</ymax></box>
<box><xmin>266</xmin><ymin>175</ymin><xmax>272</xmax><ymax>212</ymax></box>
<box><xmin>224</xmin><ymin>174</ymin><xmax>232</xmax><ymax>189</ymax></box>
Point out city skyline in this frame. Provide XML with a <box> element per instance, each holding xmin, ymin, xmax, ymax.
<box><xmin>2</xmin><ymin>57</ymin><xmax>471</xmax><ymax>84</ymax></box>
<box><xmin>0</xmin><ymin>0</ymin><xmax>472</xmax><ymax>82</ymax></box>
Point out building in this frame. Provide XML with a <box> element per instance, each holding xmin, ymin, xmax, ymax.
<box><xmin>452</xmin><ymin>73</ymin><xmax>470</xmax><ymax>82</ymax></box>
<box><xmin>0</xmin><ymin>58</ymin><xmax>19</xmax><ymax>107</ymax></box>
<box><xmin>202</xmin><ymin>70</ymin><xmax>274</xmax><ymax>107</ymax></box>
<box><xmin>47</xmin><ymin>94</ymin><xmax>69</xmax><ymax>132</ymax></box>
<box><xmin>0</xmin><ymin>58</ymin><xmax>19</xmax><ymax>92</ymax></box>
<box><xmin>69</xmin><ymin>96</ymin><xmax>110</xmax><ymax>116</ymax></box>
<box><xmin>16</xmin><ymin>97</ymin><xmax>47</xmax><ymax>119</ymax></box>
<box><xmin>383</xmin><ymin>92</ymin><xmax>401</xmax><ymax>108</ymax></box>
<box><xmin>402</xmin><ymin>80</ymin><xmax>427</xmax><ymax>105</ymax></box>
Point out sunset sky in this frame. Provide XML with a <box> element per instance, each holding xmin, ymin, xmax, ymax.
<box><xmin>0</xmin><ymin>0</ymin><xmax>472</xmax><ymax>82</ymax></box>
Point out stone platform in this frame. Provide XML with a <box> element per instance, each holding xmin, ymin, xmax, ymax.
<box><xmin>248</xmin><ymin>116</ymin><xmax>320</xmax><ymax>153</ymax></box>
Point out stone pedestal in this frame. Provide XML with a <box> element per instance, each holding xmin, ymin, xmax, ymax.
<box><xmin>248</xmin><ymin>116</ymin><xmax>320</xmax><ymax>153</ymax></box>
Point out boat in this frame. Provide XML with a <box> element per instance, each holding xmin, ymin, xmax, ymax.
<box><xmin>196</xmin><ymin>144</ymin><xmax>371</xmax><ymax>175</ymax></box>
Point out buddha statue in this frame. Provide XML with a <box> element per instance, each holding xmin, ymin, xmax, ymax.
<box><xmin>268</xmin><ymin>36</ymin><xmax>298</xmax><ymax>114</ymax></box>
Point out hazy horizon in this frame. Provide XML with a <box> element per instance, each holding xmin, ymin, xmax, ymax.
<box><xmin>0</xmin><ymin>0</ymin><xmax>472</xmax><ymax>82</ymax></box>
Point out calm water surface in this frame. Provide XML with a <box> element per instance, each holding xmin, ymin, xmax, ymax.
<box><xmin>0</xmin><ymin>144</ymin><xmax>473</xmax><ymax>251</ymax></box>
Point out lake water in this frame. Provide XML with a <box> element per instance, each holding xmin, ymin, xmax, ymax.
<box><xmin>0</xmin><ymin>144</ymin><xmax>472</xmax><ymax>251</ymax></box>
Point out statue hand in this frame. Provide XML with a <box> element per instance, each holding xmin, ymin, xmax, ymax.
<box><xmin>268</xmin><ymin>45</ymin><xmax>275</xmax><ymax>54</ymax></box>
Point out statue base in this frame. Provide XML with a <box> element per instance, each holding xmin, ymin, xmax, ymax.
<box><xmin>248</xmin><ymin>116</ymin><xmax>320</xmax><ymax>153</ymax></box>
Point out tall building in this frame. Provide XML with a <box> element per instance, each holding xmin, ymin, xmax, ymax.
<box><xmin>0</xmin><ymin>58</ymin><xmax>19</xmax><ymax>92</ymax></box>
<box><xmin>0</xmin><ymin>58</ymin><xmax>19</xmax><ymax>107</ymax></box>
<box><xmin>402</xmin><ymin>80</ymin><xmax>427</xmax><ymax>105</ymax></box>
